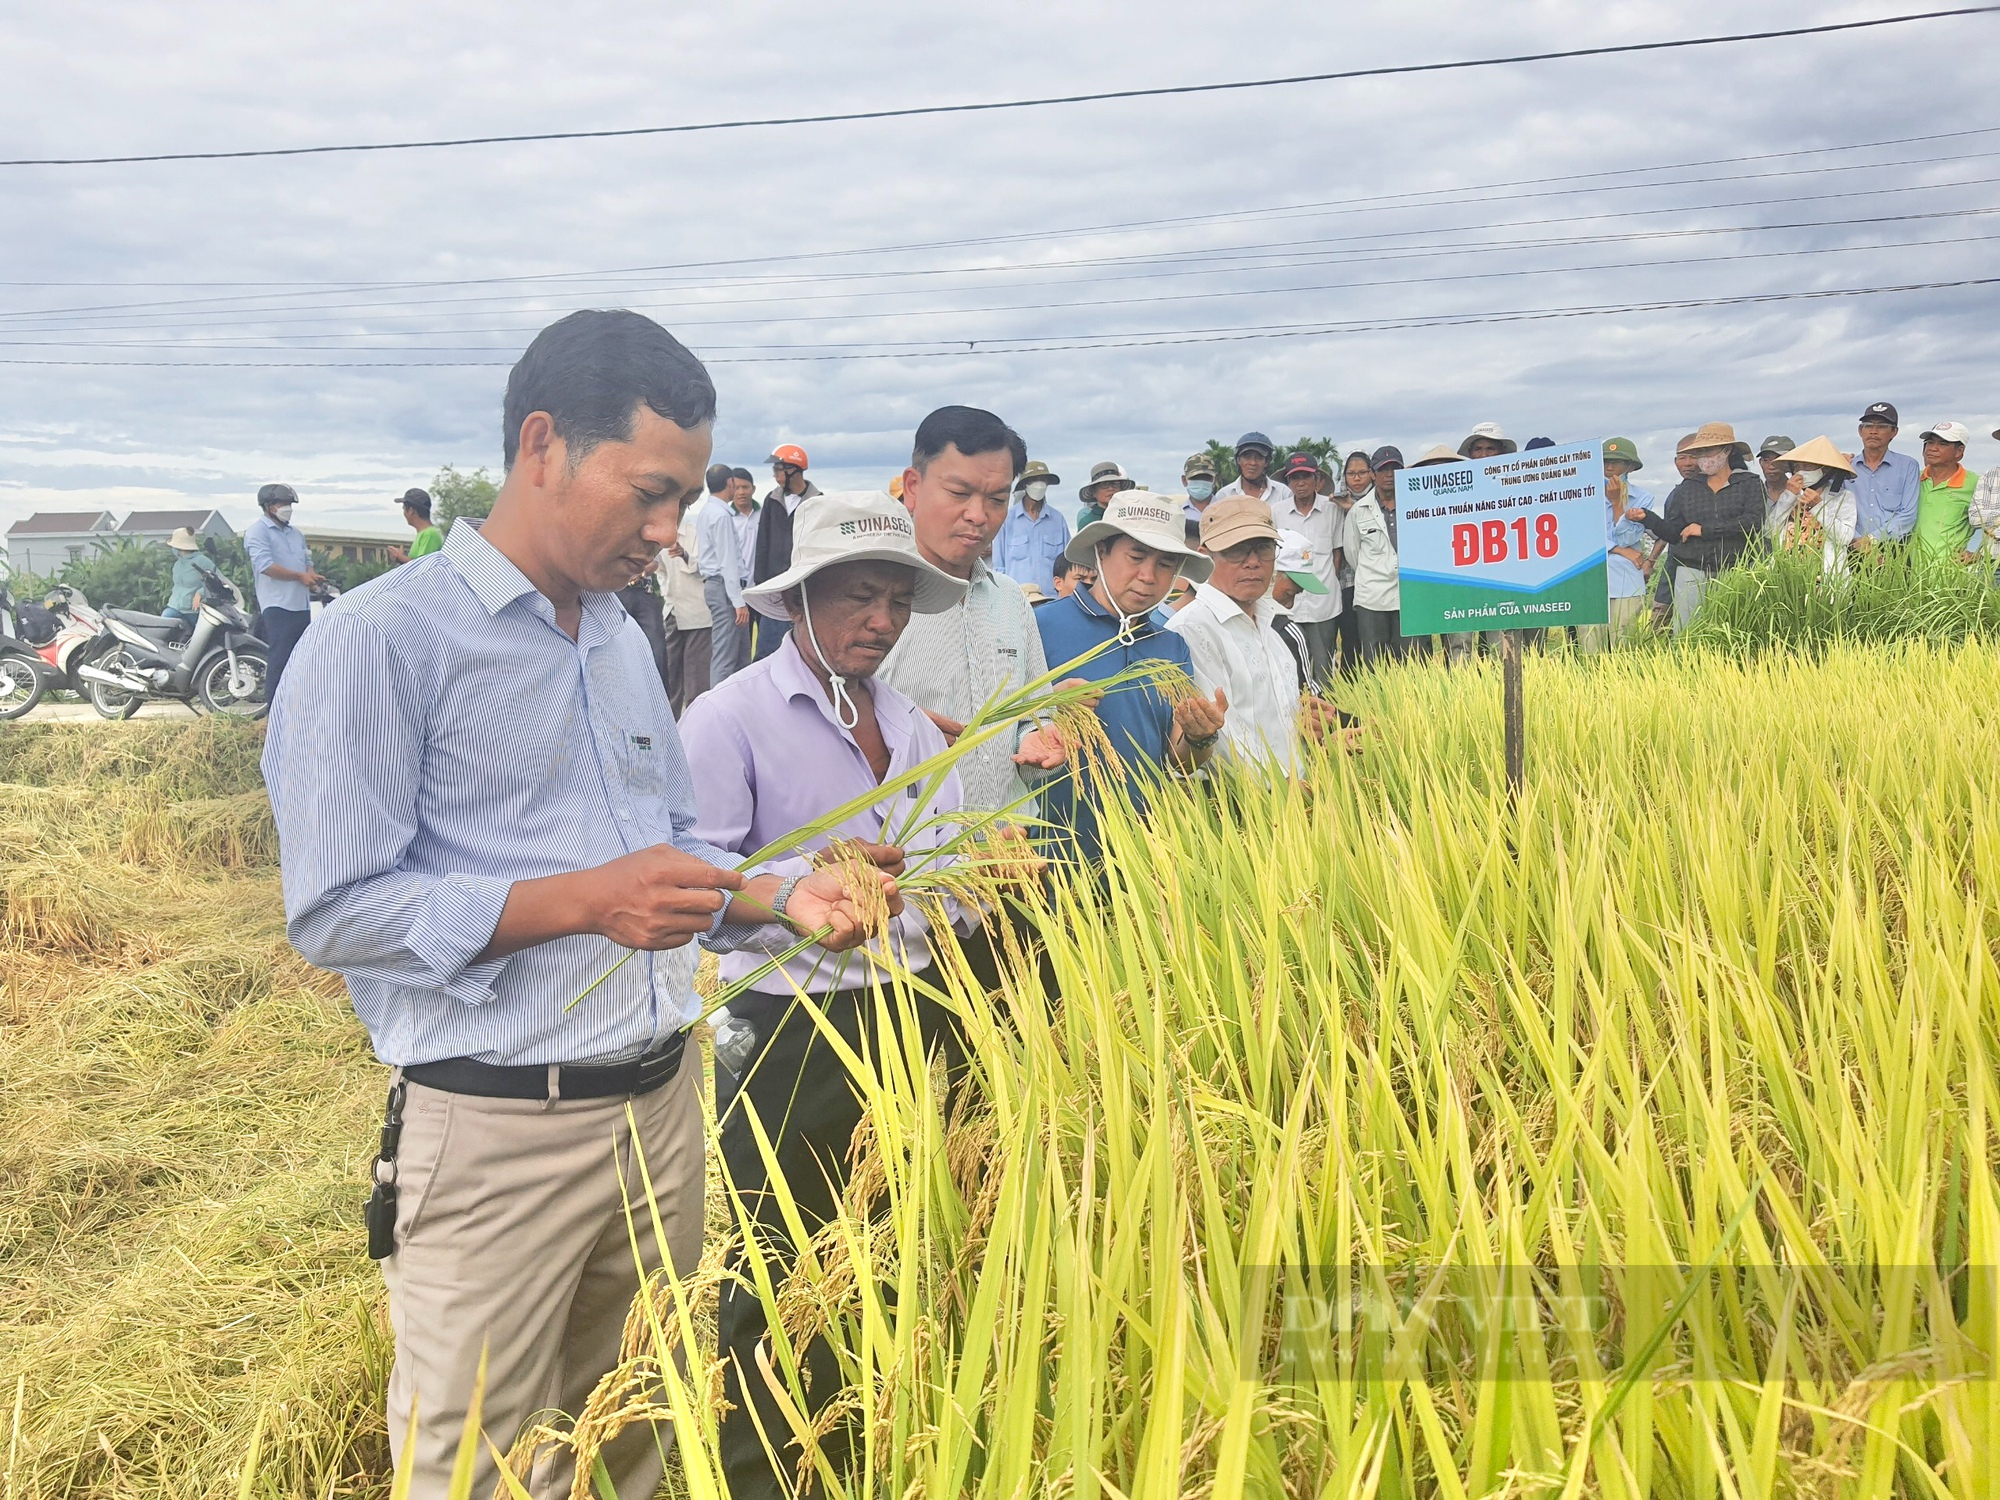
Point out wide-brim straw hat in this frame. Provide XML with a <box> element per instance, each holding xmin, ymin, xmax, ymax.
<box><xmin>1776</xmin><ymin>436</ymin><xmax>1857</xmax><ymax>479</ymax></box>
<box><xmin>1066</xmin><ymin>490</ymin><xmax>1214</xmax><ymax>583</ymax></box>
<box><xmin>741</xmin><ymin>491</ymin><xmax>969</xmax><ymax>621</ymax></box>
<box><xmin>1411</xmin><ymin>444</ymin><xmax>1467</xmax><ymax>468</ymax></box>
<box><xmin>1678</xmin><ymin>422</ymin><xmax>1752</xmax><ymax>460</ymax></box>
<box><xmin>166</xmin><ymin>527</ymin><xmax>201</xmax><ymax>551</ymax></box>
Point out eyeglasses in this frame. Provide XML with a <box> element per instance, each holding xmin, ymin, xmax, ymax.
<box><xmin>1218</xmin><ymin>539</ymin><xmax>1277</xmax><ymax>562</ymax></box>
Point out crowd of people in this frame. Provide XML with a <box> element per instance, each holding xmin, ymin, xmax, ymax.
<box><xmin>597</xmin><ymin>406</ymin><xmax>1999</xmax><ymax>733</ymax></box>
<box><xmin>255</xmin><ymin>307</ymin><xmax>1998</xmax><ymax>1499</ymax></box>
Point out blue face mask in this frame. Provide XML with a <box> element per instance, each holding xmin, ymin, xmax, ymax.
<box><xmin>1186</xmin><ymin>480</ymin><xmax>1215</xmax><ymax>503</ymax></box>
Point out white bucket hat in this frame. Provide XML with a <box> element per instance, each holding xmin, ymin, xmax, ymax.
<box><xmin>1065</xmin><ymin>490</ymin><xmax>1214</xmax><ymax>583</ymax></box>
<box><xmin>743</xmin><ymin>491</ymin><xmax>969</xmax><ymax>729</ymax></box>
<box><xmin>166</xmin><ymin>527</ymin><xmax>201</xmax><ymax>551</ymax></box>
<box><xmin>742</xmin><ymin>491</ymin><xmax>969</xmax><ymax>622</ymax></box>
<box><xmin>1457</xmin><ymin>421</ymin><xmax>1517</xmax><ymax>457</ymax></box>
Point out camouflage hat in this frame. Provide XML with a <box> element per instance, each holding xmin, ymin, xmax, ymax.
<box><xmin>1182</xmin><ymin>452</ymin><xmax>1219</xmax><ymax>481</ymax></box>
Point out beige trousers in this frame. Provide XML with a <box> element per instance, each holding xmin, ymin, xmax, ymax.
<box><xmin>382</xmin><ymin>1057</ymin><xmax>704</xmax><ymax>1499</ymax></box>
<box><xmin>1578</xmin><ymin>594</ymin><xmax>1647</xmax><ymax>653</ymax></box>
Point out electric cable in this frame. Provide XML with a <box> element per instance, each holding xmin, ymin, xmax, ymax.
<box><xmin>1</xmin><ymin>8</ymin><xmax>1991</xmax><ymax>168</ymax></box>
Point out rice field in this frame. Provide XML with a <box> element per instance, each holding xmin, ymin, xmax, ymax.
<box><xmin>0</xmin><ymin>721</ymin><xmax>390</xmax><ymax>1499</ymax></box>
<box><xmin>5</xmin><ymin>642</ymin><xmax>1998</xmax><ymax>1497</ymax></box>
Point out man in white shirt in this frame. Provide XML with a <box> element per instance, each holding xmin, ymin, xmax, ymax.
<box><xmin>1215</xmin><ymin>431</ymin><xmax>1281</xmax><ymax>505</ymax></box>
<box><xmin>704</xmin><ymin>470</ymin><xmax>764</xmax><ymax>688</ymax></box>
<box><xmin>878</xmin><ymin>405</ymin><xmax>1071</xmax><ymax>818</ymax></box>
<box><xmin>1269</xmin><ymin>450</ymin><xmax>1343</xmax><ymax>685</ymax></box>
<box><xmin>1167</xmin><ymin>497</ymin><xmax>1340</xmax><ymax>779</ymax></box>
<box><xmin>657</xmin><ymin>487</ymin><xmax>714</xmax><ymax>713</ymax></box>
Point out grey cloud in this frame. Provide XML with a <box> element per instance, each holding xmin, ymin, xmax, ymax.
<box><xmin>2</xmin><ymin>0</ymin><xmax>1996</xmax><ymax>547</ymax></box>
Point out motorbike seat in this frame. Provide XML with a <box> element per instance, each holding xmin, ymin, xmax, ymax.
<box><xmin>108</xmin><ymin>608</ymin><xmax>190</xmax><ymax>641</ymax></box>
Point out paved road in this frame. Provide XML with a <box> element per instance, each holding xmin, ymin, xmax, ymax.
<box><xmin>19</xmin><ymin>699</ymin><xmax>199</xmax><ymax>722</ymax></box>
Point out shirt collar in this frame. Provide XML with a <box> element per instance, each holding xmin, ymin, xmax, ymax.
<box><xmin>441</xmin><ymin>518</ymin><xmax>624</xmax><ymax>638</ymax></box>
<box><xmin>768</xmin><ymin>632</ymin><xmax>916</xmax><ymax>756</ymax></box>
<box><xmin>1192</xmin><ymin>579</ymin><xmax>1279</xmax><ymax>628</ymax></box>
<box><xmin>1928</xmin><ymin>466</ymin><xmax>1969</xmax><ymax>488</ymax></box>
<box><xmin>1070</xmin><ymin>582</ymin><xmax>1163</xmax><ymax>635</ymax></box>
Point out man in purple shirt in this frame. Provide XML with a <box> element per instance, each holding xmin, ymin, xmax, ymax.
<box><xmin>678</xmin><ymin>489</ymin><xmax>978</xmax><ymax>1497</ymax></box>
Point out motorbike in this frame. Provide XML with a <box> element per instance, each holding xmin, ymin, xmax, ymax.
<box><xmin>28</xmin><ymin>583</ymin><xmax>107</xmax><ymax>696</ymax></box>
<box><xmin>0</xmin><ymin>575</ymin><xmax>51</xmax><ymax>720</ymax></box>
<box><xmin>76</xmin><ymin>573</ymin><xmax>270</xmax><ymax>720</ymax></box>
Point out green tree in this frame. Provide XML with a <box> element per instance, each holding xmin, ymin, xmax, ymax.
<box><xmin>1202</xmin><ymin>437</ymin><xmax>1341</xmax><ymax>485</ymax></box>
<box><xmin>1202</xmin><ymin>440</ymin><xmax>1239</xmax><ymax>485</ymax></box>
<box><xmin>1276</xmin><ymin>437</ymin><xmax>1339</xmax><ymax>474</ymax></box>
<box><xmin>55</xmin><ymin>536</ymin><xmax>174</xmax><ymax>612</ymax></box>
<box><xmin>311</xmin><ymin>548</ymin><xmax>394</xmax><ymax>594</ymax></box>
<box><xmin>433</xmin><ymin>465</ymin><xmax>498</xmax><ymax>530</ymax></box>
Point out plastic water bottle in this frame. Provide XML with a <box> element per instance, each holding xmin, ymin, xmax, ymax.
<box><xmin>710</xmin><ymin>1007</ymin><xmax>757</xmax><ymax>1078</ymax></box>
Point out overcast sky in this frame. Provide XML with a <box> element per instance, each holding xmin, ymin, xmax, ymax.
<box><xmin>2</xmin><ymin>0</ymin><xmax>1996</xmax><ymax>544</ymax></box>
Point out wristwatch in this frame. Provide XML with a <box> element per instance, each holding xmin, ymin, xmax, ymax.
<box><xmin>770</xmin><ymin>874</ymin><xmax>805</xmax><ymax>926</ymax></box>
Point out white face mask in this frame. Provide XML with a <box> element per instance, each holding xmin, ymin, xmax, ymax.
<box><xmin>1797</xmin><ymin>467</ymin><xmax>1825</xmax><ymax>489</ymax></box>
<box><xmin>270</xmin><ymin>503</ymin><xmax>295</xmax><ymax>525</ymax></box>
<box><xmin>1025</xmin><ymin>481</ymin><xmax>1048</xmax><ymax>502</ymax></box>
<box><xmin>1696</xmin><ymin>452</ymin><xmax>1729</xmax><ymax>477</ymax></box>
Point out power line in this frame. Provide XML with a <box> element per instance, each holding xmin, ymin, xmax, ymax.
<box><xmin>5</xmin><ymin>123</ymin><xmax>1995</xmax><ymax>294</ymax></box>
<box><xmin>9</xmin><ymin>175</ymin><xmax>1997</xmax><ymax>336</ymax></box>
<box><xmin>1</xmin><ymin>276</ymin><xmax>1990</xmax><ymax>366</ymax></box>
<box><xmin>3</xmin><ymin>9</ymin><xmax>1994</xmax><ymax>168</ymax></box>
<box><xmin>11</xmin><ymin>224</ymin><xmax>1995</xmax><ymax>350</ymax></box>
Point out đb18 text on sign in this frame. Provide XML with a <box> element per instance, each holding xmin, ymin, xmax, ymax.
<box><xmin>1396</xmin><ymin>440</ymin><xmax>1611</xmax><ymax>635</ymax></box>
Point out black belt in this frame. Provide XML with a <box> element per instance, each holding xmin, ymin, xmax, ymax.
<box><xmin>403</xmin><ymin>1031</ymin><xmax>687</xmax><ymax>1100</ymax></box>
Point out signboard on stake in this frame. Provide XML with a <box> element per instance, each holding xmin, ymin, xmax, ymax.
<box><xmin>1395</xmin><ymin>440</ymin><xmax>1610</xmax><ymax>636</ymax></box>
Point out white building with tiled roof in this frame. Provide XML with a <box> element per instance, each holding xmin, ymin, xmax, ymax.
<box><xmin>3</xmin><ymin>511</ymin><xmax>118</xmax><ymax>576</ymax></box>
<box><xmin>117</xmin><ymin>509</ymin><xmax>234</xmax><ymax>549</ymax></box>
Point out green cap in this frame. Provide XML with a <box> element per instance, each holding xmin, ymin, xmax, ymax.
<box><xmin>1603</xmin><ymin>437</ymin><xmax>1642</xmax><ymax>470</ymax></box>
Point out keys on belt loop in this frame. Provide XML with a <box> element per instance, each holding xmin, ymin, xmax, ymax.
<box><xmin>364</xmin><ymin>1075</ymin><xmax>407</xmax><ymax>1261</ymax></box>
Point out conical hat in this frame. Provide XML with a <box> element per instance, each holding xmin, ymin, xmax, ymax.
<box><xmin>1776</xmin><ymin>435</ymin><xmax>1855</xmax><ymax>477</ymax></box>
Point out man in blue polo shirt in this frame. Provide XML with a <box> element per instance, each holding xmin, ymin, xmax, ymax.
<box><xmin>1848</xmin><ymin>400</ymin><xmax>1920</xmax><ymax>544</ymax></box>
<box><xmin>1034</xmin><ymin>489</ymin><xmax>1226</xmax><ymax>865</ymax></box>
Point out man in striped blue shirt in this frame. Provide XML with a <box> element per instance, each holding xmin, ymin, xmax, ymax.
<box><xmin>263</xmin><ymin>310</ymin><xmax>888</xmax><ymax>1500</ymax></box>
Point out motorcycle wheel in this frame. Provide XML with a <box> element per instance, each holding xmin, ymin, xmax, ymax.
<box><xmin>87</xmin><ymin>647</ymin><xmax>145</xmax><ymax>720</ymax></box>
<box><xmin>195</xmin><ymin>646</ymin><xmax>269</xmax><ymax>719</ymax></box>
<box><xmin>0</xmin><ymin>655</ymin><xmax>46</xmax><ymax>720</ymax></box>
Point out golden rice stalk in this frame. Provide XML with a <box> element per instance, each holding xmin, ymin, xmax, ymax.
<box><xmin>811</xmin><ymin>838</ymin><xmax>892</xmax><ymax>936</ymax></box>
<box><xmin>117</xmin><ymin>790</ymin><xmax>279</xmax><ymax>870</ymax></box>
<box><xmin>0</xmin><ymin>855</ymin><xmax>131</xmax><ymax>955</ymax></box>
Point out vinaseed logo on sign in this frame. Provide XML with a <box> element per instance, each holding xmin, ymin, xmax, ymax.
<box><xmin>1395</xmin><ymin>440</ymin><xmax>1610</xmax><ymax>635</ymax></box>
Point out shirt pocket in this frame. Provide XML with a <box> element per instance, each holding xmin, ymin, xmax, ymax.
<box><xmin>622</xmin><ymin>730</ymin><xmax>667</xmax><ymax>800</ymax></box>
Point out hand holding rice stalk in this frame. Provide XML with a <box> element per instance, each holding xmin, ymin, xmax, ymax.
<box><xmin>566</xmin><ymin>650</ymin><xmax>1148</xmax><ymax>1017</ymax></box>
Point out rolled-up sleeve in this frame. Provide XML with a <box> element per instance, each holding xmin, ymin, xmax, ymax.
<box><xmin>244</xmin><ymin>522</ymin><xmax>275</xmax><ymax>578</ymax></box>
<box><xmin>261</xmin><ymin>611</ymin><xmax>512</xmax><ymax>1003</ymax></box>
